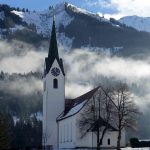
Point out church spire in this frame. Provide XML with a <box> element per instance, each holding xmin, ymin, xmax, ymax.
<box><xmin>44</xmin><ymin>16</ymin><xmax>65</xmax><ymax>76</ymax></box>
<box><xmin>48</xmin><ymin>15</ymin><xmax>59</xmax><ymax>59</ymax></box>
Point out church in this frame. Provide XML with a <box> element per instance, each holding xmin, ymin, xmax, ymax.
<box><xmin>42</xmin><ymin>18</ymin><xmax>126</xmax><ymax>149</ymax></box>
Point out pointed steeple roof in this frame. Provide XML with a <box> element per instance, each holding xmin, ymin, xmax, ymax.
<box><xmin>44</xmin><ymin>16</ymin><xmax>65</xmax><ymax>76</ymax></box>
<box><xmin>48</xmin><ymin>16</ymin><xmax>59</xmax><ymax>59</ymax></box>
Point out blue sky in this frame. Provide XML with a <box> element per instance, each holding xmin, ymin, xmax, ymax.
<box><xmin>0</xmin><ymin>0</ymin><xmax>117</xmax><ymax>14</ymax></box>
<box><xmin>1</xmin><ymin>0</ymin><xmax>150</xmax><ymax>18</ymax></box>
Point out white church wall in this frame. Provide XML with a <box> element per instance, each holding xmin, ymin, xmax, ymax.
<box><xmin>75</xmin><ymin>112</ymin><xmax>93</xmax><ymax>148</ymax></box>
<box><xmin>43</xmin><ymin>59</ymin><xmax>65</xmax><ymax>148</ymax></box>
<box><xmin>74</xmin><ymin>99</ymin><xmax>126</xmax><ymax>148</ymax></box>
<box><xmin>58</xmin><ymin>115</ymin><xmax>76</xmax><ymax>149</ymax></box>
<box><xmin>120</xmin><ymin>128</ymin><xmax>126</xmax><ymax>147</ymax></box>
<box><xmin>91</xmin><ymin>130</ymin><xmax>126</xmax><ymax>148</ymax></box>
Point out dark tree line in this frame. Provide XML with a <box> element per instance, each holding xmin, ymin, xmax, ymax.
<box><xmin>0</xmin><ymin>113</ymin><xmax>10</xmax><ymax>149</ymax></box>
<box><xmin>11</xmin><ymin>116</ymin><xmax>42</xmax><ymax>149</ymax></box>
<box><xmin>0</xmin><ymin>113</ymin><xmax>42</xmax><ymax>149</ymax></box>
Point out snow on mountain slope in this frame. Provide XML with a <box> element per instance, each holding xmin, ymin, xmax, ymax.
<box><xmin>0</xmin><ymin>11</ymin><xmax>5</xmax><ymax>20</ymax></box>
<box><xmin>119</xmin><ymin>16</ymin><xmax>150</xmax><ymax>33</ymax></box>
<box><xmin>11</xmin><ymin>2</ymin><xmax>115</xmax><ymax>38</ymax></box>
<box><xmin>66</xmin><ymin>3</ymin><xmax>109</xmax><ymax>23</ymax></box>
<box><xmin>12</xmin><ymin>3</ymin><xmax>74</xmax><ymax>37</ymax></box>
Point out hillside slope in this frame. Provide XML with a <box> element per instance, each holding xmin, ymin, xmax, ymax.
<box><xmin>1</xmin><ymin>3</ymin><xmax>150</xmax><ymax>56</ymax></box>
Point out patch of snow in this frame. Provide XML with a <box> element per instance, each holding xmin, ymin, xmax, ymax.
<box><xmin>0</xmin><ymin>29</ymin><xmax>2</xmax><ymax>39</ymax></box>
<box><xmin>9</xmin><ymin>25</ymin><xmax>25</xmax><ymax>33</ymax></box>
<box><xmin>113</xmin><ymin>46</ymin><xmax>123</xmax><ymax>52</ymax></box>
<box><xmin>85</xmin><ymin>46</ymin><xmax>123</xmax><ymax>55</ymax></box>
<box><xmin>11</xmin><ymin>10</ymin><xmax>24</xmax><ymax>18</ymax></box>
<box><xmin>66</xmin><ymin>3</ymin><xmax>90</xmax><ymax>15</ymax></box>
<box><xmin>119</xmin><ymin>15</ymin><xmax>150</xmax><ymax>33</ymax></box>
<box><xmin>112</xmin><ymin>23</ymin><xmax>121</xmax><ymax>28</ymax></box>
<box><xmin>122</xmin><ymin>148</ymin><xmax>150</xmax><ymax>150</ymax></box>
<box><xmin>66</xmin><ymin>3</ymin><xmax>109</xmax><ymax>23</ymax></box>
<box><xmin>56</xmin><ymin>9</ymin><xmax>74</xmax><ymax>28</ymax></box>
<box><xmin>58</xmin><ymin>33</ymin><xmax>74</xmax><ymax>51</ymax></box>
<box><xmin>11</xmin><ymin>5</ymin><xmax>74</xmax><ymax>37</ymax></box>
<box><xmin>13</xmin><ymin>116</ymin><xmax>20</xmax><ymax>125</ymax></box>
<box><xmin>30</xmin><ymin>112</ymin><xmax>42</xmax><ymax>121</ymax></box>
<box><xmin>0</xmin><ymin>11</ymin><xmax>5</xmax><ymax>20</ymax></box>
<box><xmin>64</xmin><ymin>100</ymin><xmax>87</xmax><ymax>118</ymax></box>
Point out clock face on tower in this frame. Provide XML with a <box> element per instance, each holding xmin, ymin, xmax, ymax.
<box><xmin>51</xmin><ymin>67</ymin><xmax>60</xmax><ymax>76</ymax></box>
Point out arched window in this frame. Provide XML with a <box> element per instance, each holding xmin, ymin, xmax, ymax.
<box><xmin>43</xmin><ymin>81</ymin><xmax>46</xmax><ymax>91</ymax></box>
<box><xmin>53</xmin><ymin>78</ymin><xmax>58</xmax><ymax>89</ymax></box>
<box><xmin>108</xmin><ymin>138</ymin><xmax>110</xmax><ymax>145</ymax></box>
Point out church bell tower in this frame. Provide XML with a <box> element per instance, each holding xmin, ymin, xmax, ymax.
<box><xmin>43</xmin><ymin>17</ymin><xmax>65</xmax><ymax>148</ymax></box>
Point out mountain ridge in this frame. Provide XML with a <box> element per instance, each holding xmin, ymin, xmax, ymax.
<box><xmin>1</xmin><ymin>3</ymin><xmax>150</xmax><ymax>56</ymax></box>
<box><xmin>119</xmin><ymin>15</ymin><xmax>150</xmax><ymax>33</ymax></box>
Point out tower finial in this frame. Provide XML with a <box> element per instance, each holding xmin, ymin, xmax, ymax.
<box><xmin>52</xmin><ymin>6</ymin><xmax>55</xmax><ymax>22</ymax></box>
<box><xmin>53</xmin><ymin>14</ymin><xmax>55</xmax><ymax>21</ymax></box>
<box><xmin>48</xmin><ymin>14</ymin><xmax>58</xmax><ymax>58</ymax></box>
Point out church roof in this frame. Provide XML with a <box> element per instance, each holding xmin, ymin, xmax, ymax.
<box><xmin>57</xmin><ymin>86</ymin><xmax>118</xmax><ymax>131</ymax></box>
<box><xmin>57</xmin><ymin>86</ymin><xmax>100</xmax><ymax>121</ymax></box>
<box><xmin>44</xmin><ymin>17</ymin><xmax>65</xmax><ymax>76</ymax></box>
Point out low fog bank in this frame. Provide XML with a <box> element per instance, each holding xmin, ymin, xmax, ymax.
<box><xmin>1</xmin><ymin>40</ymin><xmax>150</xmax><ymax>138</ymax></box>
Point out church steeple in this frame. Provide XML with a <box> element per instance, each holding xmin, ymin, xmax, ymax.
<box><xmin>44</xmin><ymin>16</ymin><xmax>65</xmax><ymax>76</ymax></box>
<box><xmin>48</xmin><ymin>16</ymin><xmax>59</xmax><ymax>59</ymax></box>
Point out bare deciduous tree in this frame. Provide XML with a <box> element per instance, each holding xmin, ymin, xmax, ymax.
<box><xmin>79</xmin><ymin>87</ymin><xmax>114</xmax><ymax>150</ymax></box>
<box><xmin>111</xmin><ymin>83</ymin><xmax>140</xmax><ymax>150</ymax></box>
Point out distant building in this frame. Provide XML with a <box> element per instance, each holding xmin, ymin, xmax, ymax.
<box><xmin>42</xmin><ymin>18</ymin><xmax>126</xmax><ymax>149</ymax></box>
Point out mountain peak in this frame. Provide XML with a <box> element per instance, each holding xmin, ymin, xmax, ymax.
<box><xmin>119</xmin><ymin>15</ymin><xmax>150</xmax><ymax>33</ymax></box>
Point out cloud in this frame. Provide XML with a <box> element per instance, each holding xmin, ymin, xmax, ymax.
<box><xmin>65</xmin><ymin>83</ymin><xmax>92</xmax><ymax>98</ymax></box>
<box><xmin>0</xmin><ymin>77</ymin><xmax>42</xmax><ymax>96</ymax></box>
<box><xmin>84</xmin><ymin>0</ymin><xmax>118</xmax><ymax>14</ymax></box>
<box><xmin>85</xmin><ymin>0</ymin><xmax>112</xmax><ymax>8</ymax></box>
<box><xmin>85</xmin><ymin>0</ymin><xmax>150</xmax><ymax>19</ymax></box>
<box><xmin>1</xmin><ymin>40</ymin><xmax>150</xmax><ymax>137</ymax></box>
<box><xmin>63</xmin><ymin>48</ymin><xmax>150</xmax><ymax>83</ymax></box>
<box><xmin>61</xmin><ymin>48</ymin><xmax>150</xmax><ymax>110</ymax></box>
<box><xmin>110</xmin><ymin>0</ymin><xmax>150</xmax><ymax>18</ymax></box>
<box><xmin>0</xmin><ymin>40</ymin><xmax>47</xmax><ymax>73</ymax></box>
<box><xmin>1</xmin><ymin>40</ymin><xmax>150</xmax><ymax>110</ymax></box>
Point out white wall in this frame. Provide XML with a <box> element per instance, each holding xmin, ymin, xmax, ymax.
<box><xmin>75</xmin><ymin>107</ymin><xmax>126</xmax><ymax>148</ymax></box>
<box><xmin>75</xmin><ymin>112</ymin><xmax>126</xmax><ymax>148</ymax></box>
<box><xmin>43</xmin><ymin>59</ymin><xmax>65</xmax><ymax>148</ymax></box>
<box><xmin>58</xmin><ymin>109</ymin><xmax>126</xmax><ymax>149</ymax></box>
<box><xmin>57</xmin><ymin>87</ymin><xmax>126</xmax><ymax>149</ymax></box>
<box><xmin>58</xmin><ymin>115</ymin><xmax>76</xmax><ymax>149</ymax></box>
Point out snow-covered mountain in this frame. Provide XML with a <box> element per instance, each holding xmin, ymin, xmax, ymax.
<box><xmin>1</xmin><ymin>3</ymin><xmax>150</xmax><ymax>56</ymax></box>
<box><xmin>119</xmin><ymin>16</ymin><xmax>150</xmax><ymax>33</ymax></box>
<box><xmin>11</xmin><ymin>3</ymin><xmax>74</xmax><ymax>37</ymax></box>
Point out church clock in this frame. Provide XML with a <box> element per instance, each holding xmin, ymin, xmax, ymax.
<box><xmin>51</xmin><ymin>67</ymin><xmax>60</xmax><ymax>76</ymax></box>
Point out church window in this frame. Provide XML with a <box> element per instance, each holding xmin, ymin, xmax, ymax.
<box><xmin>61</xmin><ymin>125</ymin><xmax>63</xmax><ymax>143</ymax></box>
<box><xmin>67</xmin><ymin>123</ymin><xmax>69</xmax><ymax>142</ymax></box>
<box><xmin>64</xmin><ymin>124</ymin><xmax>65</xmax><ymax>142</ymax></box>
<box><xmin>108</xmin><ymin>138</ymin><xmax>110</xmax><ymax>145</ymax></box>
<box><xmin>53</xmin><ymin>78</ymin><xmax>58</xmax><ymax>88</ymax></box>
<box><xmin>70</xmin><ymin>122</ymin><xmax>72</xmax><ymax>142</ymax></box>
<box><xmin>59</xmin><ymin>125</ymin><xmax>61</xmax><ymax>143</ymax></box>
<box><xmin>44</xmin><ymin>81</ymin><xmax>46</xmax><ymax>91</ymax></box>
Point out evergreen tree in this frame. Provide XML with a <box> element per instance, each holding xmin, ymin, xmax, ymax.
<box><xmin>0</xmin><ymin>113</ymin><xmax>10</xmax><ymax>149</ymax></box>
<box><xmin>22</xmin><ymin>8</ymin><xmax>25</xmax><ymax>12</ymax></box>
<box><xmin>26</xmin><ymin>8</ymin><xmax>29</xmax><ymax>12</ymax></box>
